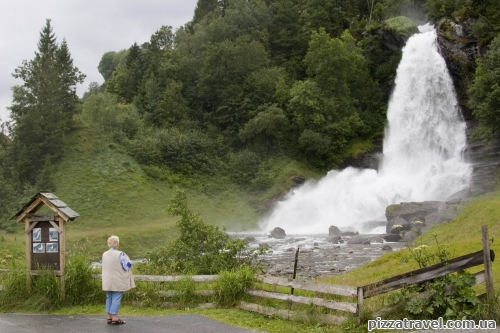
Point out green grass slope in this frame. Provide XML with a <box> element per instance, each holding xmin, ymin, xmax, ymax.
<box><xmin>52</xmin><ymin>129</ymin><xmax>263</xmax><ymax>259</ymax></box>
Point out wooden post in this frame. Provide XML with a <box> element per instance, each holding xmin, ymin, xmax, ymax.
<box><xmin>59</xmin><ymin>217</ymin><xmax>66</xmax><ymax>299</ymax></box>
<box><xmin>24</xmin><ymin>217</ymin><xmax>31</xmax><ymax>291</ymax></box>
<box><xmin>291</xmin><ymin>247</ymin><xmax>300</xmax><ymax>295</ymax></box>
<box><xmin>357</xmin><ymin>287</ymin><xmax>364</xmax><ymax>323</ymax></box>
<box><xmin>481</xmin><ymin>225</ymin><xmax>494</xmax><ymax>301</ymax></box>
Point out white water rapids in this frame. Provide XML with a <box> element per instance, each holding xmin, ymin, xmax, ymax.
<box><xmin>260</xmin><ymin>25</ymin><xmax>471</xmax><ymax>235</ymax></box>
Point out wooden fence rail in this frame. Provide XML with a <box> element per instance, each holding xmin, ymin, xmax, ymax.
<box><xmin>362</xmin><ymin>250</ymin><xmax>487</xmax><ymax>298</ymax></box>
<box><xmin>239</xmin><ymin>275</ymin><xmax>358</xmax><ymax>324</ymax></box>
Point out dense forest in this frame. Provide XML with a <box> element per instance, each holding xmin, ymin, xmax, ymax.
<box><xmin>0</xmin><ymin>0</ymin><xmax>499</xmax><ymax>231</ymax></box>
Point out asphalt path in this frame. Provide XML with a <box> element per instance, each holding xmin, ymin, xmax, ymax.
<box><xmin>0</xmin><ymin>314</ymin><xmax>263</xmax><ymax>333</ymax></box>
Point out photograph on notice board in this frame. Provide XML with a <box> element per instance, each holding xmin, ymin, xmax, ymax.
<box><xmin>33</xmin><ymin>228</ymin><xmax>41</xmax><ymax>242</ymax></box>
<box><xmin>33</xmin><ymin>243</ymin><xmax>45</xmax><ymax>253</ymax></box>
<box><xmin>49</xmin><ymin>228</ymin><xmax>58</xmax><ymax>242</ymax></box>
<box><xmin>46</xmin><ymin>243</ymin><xmax>59</xmax><ymax>253</ymax></box>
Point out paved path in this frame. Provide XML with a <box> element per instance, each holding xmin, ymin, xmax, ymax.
<box><xmin>0</xmin><ymin>314</ymin><xmax>262</xmax><ymax>333</ymax></box>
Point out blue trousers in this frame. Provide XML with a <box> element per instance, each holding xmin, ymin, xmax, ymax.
<box><xmin>105</xmin><ymin>291</ymin><xmax>123</xmax><ymax>315</ymax></box>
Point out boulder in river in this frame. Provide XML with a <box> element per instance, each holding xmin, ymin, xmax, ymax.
<box><xmin>326</xmin><ymin>235</ymin><xmax>342</xmax><ymax>244</ymax></box>
<box><xmin>383</xmin><ymin>234</ymin><xmax>402</xmax><ymax>242</ymax></box>
<box><xmin>347</xmin><ymin>237</ymin><xmax>371</xmax><ymax>245</ymax></box>
<box><xmin>329</xmin><ymin>225</ymin><xmax>342</xmax><ymax>236</ymax></box>
<box><xmin>270</xmin><ymin>227</ymin><xmax>286</xmax><ymax>239</ymax></box>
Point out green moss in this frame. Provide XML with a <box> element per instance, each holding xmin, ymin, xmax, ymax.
<box><xmin>385</xmin><ymin>204</ymin><xmax>398</xmax><ymax>215</ymax></box>
<box><xmin>384</xmin><ymin>16</ymin><xmax>418</xmax><ymax>38</ymax></box>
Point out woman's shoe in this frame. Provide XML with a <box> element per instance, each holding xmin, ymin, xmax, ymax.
<box><xmin>111</xmin><ymin>319</ymin><xmax>126</xmax><ymax>325</ymax></box>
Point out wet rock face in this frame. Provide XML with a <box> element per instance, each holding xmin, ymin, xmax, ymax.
<box><xmin>386</xmin><ymin>202</ymin><xmax>439</xmax><ymax>227</ymax></box>
<box><xmin>436</xmin><ymin>18</ymin><xmax>500</xmax><ymax>194</ymax></box>
<box><xmin>436</xmin><ymin>18</ymin><xmax>482</xmax><ymax>116</ymax></box>
<box><xmin>384</xmin><ymin>200</ymin><xmax>463</xmax><ymax>242</ymax></box>
<box><xmin>386</xmin><ymin>201</ymin><xmax>461</xmax><ymax>228</ymax></box>
<box><xmin>464</xmin><ymin>125</ymin><xmax>500</xmax><ymax>194</ymax></box>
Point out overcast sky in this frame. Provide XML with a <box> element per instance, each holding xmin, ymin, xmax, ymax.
<box><xmin>0</xmin><ymin>0</ymin><xmax>198</xmax><ymax>122</ymax></box>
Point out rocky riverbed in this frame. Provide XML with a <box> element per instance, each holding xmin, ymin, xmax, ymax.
<box><xmin>236</xmin><ymin>233</ymin><xmax>407</xmax><ymax>279</ymax></box>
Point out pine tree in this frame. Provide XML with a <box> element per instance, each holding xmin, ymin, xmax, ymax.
<box><xmin>9</xmin><ymin>19</ymin><xmax>85</xmax><ymax>184</ymax></box>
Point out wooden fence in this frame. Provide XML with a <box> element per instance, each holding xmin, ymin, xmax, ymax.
<box><xmin>0</xmin><ymin>226</ymin><xmax>495</xmax><ymax>325</ymax></box>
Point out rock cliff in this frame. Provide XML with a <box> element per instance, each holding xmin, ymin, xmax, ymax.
<box><xmin>436</xmin><ymin>18</ymin><xmax>500</xmax><ymax>194</ymax></box>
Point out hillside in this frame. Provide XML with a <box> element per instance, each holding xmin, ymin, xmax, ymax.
<box><xmin>45</xmin><ymin>128</ymin><xmax>319</xmax><ymax>260</ymax></box>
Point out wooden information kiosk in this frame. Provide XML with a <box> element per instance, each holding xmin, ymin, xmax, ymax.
<box><xmin>12</xmin><ymin>192</ymin><xmax>79</xmax><ymax>297</ymax></box>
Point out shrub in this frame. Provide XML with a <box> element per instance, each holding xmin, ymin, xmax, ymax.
<box><xmin>130</xmin><ymin>128</ymin><xmax>226</xmax><ymax>175</ymax></box>
<box><xmin>174</xmin><ymin>275</ymin><xmax>198</xmax><ymax>309</ymax></box>
<box><xmin>227</xmin><ymin>149</ymin><xmax>261</xmax><ymax>186</ymax></box>
<box><xmin>139</xmin><ymin>189</ymin><xmax>263</xmax><ymax>275</ymax></box>
<box><xmin>64</xmin><ymin>253</ymin><xmax>102</xmax><ymax>305</ymax></box>
<box><xmin>387</xmin><ymin>236</ymin><xmax>480</xmax><ymax>320</ymax></box>
<box><xmin>0</xmin><ymin>253</ymin><xmax>102</xmax><ymax>310</ymax></box>
<box><xmin>0</xmin><ymin>265</ymin><xmax>61</xmax><ymax>311</ymax></box>
<box><xmin>0</xmin><ymin>270</ymin><xmax>29</xmax><ymax>309</ymax></box>
<box><xmin>214</xmin><ymin>265</ymin><xmax>255</xmax><ymax>307</ymax></box>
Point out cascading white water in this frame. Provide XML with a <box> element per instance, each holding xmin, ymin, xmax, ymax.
<box><xmin>260</xmin><ymin>25</ymin><xmax>471</xmax><ymax>234</ymax></box>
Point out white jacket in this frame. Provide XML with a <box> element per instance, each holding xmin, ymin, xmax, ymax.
<box><xmin>102</xmin><ymin>249</ymin><xmax>136</xmax><ymax>291</ymax></box>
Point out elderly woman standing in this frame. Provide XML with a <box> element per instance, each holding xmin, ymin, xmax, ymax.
<box><xmin>102</xmin><ymin>235</ymin><xmax>135</xmax><ymax>325</ymax></box>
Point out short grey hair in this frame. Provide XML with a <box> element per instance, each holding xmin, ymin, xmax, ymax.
<box><xmin>107</xmin><ymin>235</ymin><xmax>119</xmax><ymax>248</ymax></box>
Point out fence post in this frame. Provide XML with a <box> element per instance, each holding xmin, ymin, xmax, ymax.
<box><xmin>291</xmin><ymin>247</ymin><xmax>300</xmax><ymax>295</ymax></box>
<box><xmin>357</xmin><ymin>287</ymin><xmax>364</xmax><ymax>323</ymax></box>
<box><xmin>481</xmin><ymin>225</ymin><xmax>494</xmax><ymax>301</ymax></box>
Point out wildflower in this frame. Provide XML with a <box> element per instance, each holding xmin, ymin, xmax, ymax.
<box><xmin>414</xmin><ymin>245</ymin><xmax>428</xmax><ymax>251</ymax></box>
<box><xmin>412</xmin><ymin>220</ymin><xmax>424</xmax><ymax>224</ymax></box>
<box><xmin>392</xmin><ymin>224</ymin><xmax>403</xmax><ymax>229</ymax></box>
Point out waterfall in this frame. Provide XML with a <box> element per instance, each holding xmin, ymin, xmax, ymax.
<box><xmin>260</xmin><ymin>25</ymin><xmax>471</xmax><ymax>234</ymax></box>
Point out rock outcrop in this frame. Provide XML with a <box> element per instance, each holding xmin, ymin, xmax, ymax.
<box><xmin>384</xmin><ymin>200</ymin><xmax>463</xmax><ymax>241</ymax></box>
<box><xmin>435</xmin><ymin>18</ymin><xmax>500</xmax><ymax>194</ymax></box>
<box><xmin>436</xmin><ymin>18</ymin><xmax>482</xmax><ymax>116</ymax></box>
<box><xmin>464</xmin><ymin>128</ymin><xmax>500</xmax><ymax>194</ymax></box>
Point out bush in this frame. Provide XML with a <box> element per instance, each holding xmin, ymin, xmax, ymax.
<box><xmin>227</xmin><ymin>150</ymin><xmax>261</xmax><ymax>186</ymax></box>
<box><xmin>130</xmin><ymin>128</ymin><xmax>226</xmax><ymax>175</ymax></box>
<box><xmin>64</xmin><ymin>253</ymin><xmax>102</xmax><ymax>305</ymax></box>
<box><xmin>174</xmin><ymin>275</ymin><xmax>198</xmax><ymax>309</ymax></box>
<box><xmin>386</xmin><ymin>237</ymin><xmax>480</xmax><ymax>320</ymax></box>
<box><xmin>138</xmin><ymin>189</ymin><xmax>263</xmax><ymax>275</ymax></box>
<box><xmin>0</xmin><ymin>265</ymin><xmax>61</xmax><ymax>311</ymax></box>
<box><xmin>214</xmin><ymin>265</ymin><xmax>255</xmax><ymax>307</ymax></box>
<box><xmin>0</xmin><ymin>253</ymin><xmax>101</xmax><ymax>310</ymax></box>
